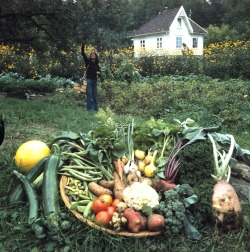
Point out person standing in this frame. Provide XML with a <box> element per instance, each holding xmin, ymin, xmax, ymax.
<box><xmin>81</xmin><ymin>44</ymin><xmax>101</xmax><ymax>111</ymax></box>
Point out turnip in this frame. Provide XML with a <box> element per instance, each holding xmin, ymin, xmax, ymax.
<box><xmin>208</xmin><ymin>133</ymin><xmax>243</xmax><ymax>231</ymax></box>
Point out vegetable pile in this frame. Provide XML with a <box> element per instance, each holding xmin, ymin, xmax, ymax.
<box><xmin>9</xmin><ymin>110</ymin><xmax>250</xmax><ymax>240</ymax></box>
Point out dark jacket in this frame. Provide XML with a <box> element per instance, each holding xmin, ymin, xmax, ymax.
<box><xmin>82</xmin><ymin>51</ymin><xmax>100</xmax><ymax>80</ymax></box>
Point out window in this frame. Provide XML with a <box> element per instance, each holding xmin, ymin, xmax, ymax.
<box><xmin>140</xmin><ymin>40</ymin><xmax>145</xmax><ymax>49</ymax></box>
<box><xmin>193</xmin><ymin>38</ymin><xmax>198</xmax><ymax>48</ymax></box>
<box><xmin>176</xmin><ymin>37</ymin><xmax>182</xmax><ymax>48</ymax></box>
<box><xmin>177</xmin><ymin>18</ymin><xmax>182</xmax><ymax>28</ymax></box>
<box><xmin>157</xmin><ymin>37</ymin><xmax>162</xmax><ymax>49</ymax></box>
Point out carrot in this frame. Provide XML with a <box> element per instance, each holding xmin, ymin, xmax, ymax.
<box><xmin>152</xmin><ymin>179</ymin><xmax>176</xmax><ymax>192</ymax></box>
<box><xmin>113</xmin><ymin>159</ymin><xmax>124</xmax><ymax>179</ymax></box>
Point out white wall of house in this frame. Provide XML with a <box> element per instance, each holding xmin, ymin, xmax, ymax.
<box><xmin>133</xmin><ymin>9</ymin><xmax>205</xmax><ymax>57</ymax></box>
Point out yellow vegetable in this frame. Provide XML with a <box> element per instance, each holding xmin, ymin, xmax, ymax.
<box><xmin>143</xmin><ymin>152</ymin><xmax>153</xmax><ymax>165</ymax></box>
<box><xmin>134</xmin><ymin>149</ymin><xmax>146</xmax><ymax>160</ymax></box>
<box><xmin>14</xmin><ymin>140</ymin><xmax>51</xmax><ymax>173</ymax></box>
<box><xmin>144</xmin><ymin>150</ymin><xmax>157</xmax><ymax>178</ymax></box>
<box><xmin>121</xmin><ymin>155</ymin><xmax>128</xmax><ymax>165</ymax></box>
<box><xmin>137</xmin><ymin>160</ymin><xmax>146</xmax><ymax>172</ymax></box>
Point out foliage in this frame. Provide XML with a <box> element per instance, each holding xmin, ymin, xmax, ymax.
<box><xmin>98</xmin><ymin>76</ymin><xmax>250</xmax><ymax>136</ymax></box>
<box><xmin>2</xmin><ymin>39</ymin><xmax>250</xmax><ymax>81</ymax></box>
<box><xmin>203</xmin><ymin>40</ymin><xmax>250</xmax><ymax>80</ymax></box>
<box><xmin>0</xmin><ymin>73</ymin><xmax>61</xmax><ymax>98</ymax></box>
<box><xmin>177</xmin><ymin>140</ymin><xmax>214</xmax><ymax>186</ymax></box>
<box><xmin>176</xmin><ymin>140</ymin><xmax>215</xmax><ymax>227</ymax></box>
<box><xmin>157</xmin><ymin>184</ymin><xmax>201</xmax><ymax>240</ymax></box>
<box><xmin>158</xmin><ymin>189</ymin><xmax>186</xmax><ymax>236</ymax></box>
<box><xmin>193</xmin><ymin>179</ymin><xmax>215</xmax><ymax>227</ymax></box>
<box><xmin>0</xmin><ymin>91</ymin><xmax>250</xmax><ymax>251</ymax></box>
<box><xmin>204</xmin><ymin>24</ymin><xmax>240</xmax><ymax>47</ymax></box>
<box><xmin>1</xmin><ymin>0</ymin><xmax>250</xmax><ymax>60</ymax></box>
<box><xmin>1</xmin><ymin>72</ymin><xmax>249</xmax><ymax>143</ymax></box>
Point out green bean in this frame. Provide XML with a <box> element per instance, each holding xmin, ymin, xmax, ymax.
<box><xmin>83</xmin><ymin>201</ymin><xmax>93</xmax><ymax>218</ymax></box>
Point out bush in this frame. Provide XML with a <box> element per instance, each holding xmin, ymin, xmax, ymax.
<box><xmin>1</xmin><ymin>41</ymin><xmax>250</xmax><ymax>81</ymax></box>
<box><xmin>0</xmin><ymin>74</ymin><xmax>60</xmax><ymax>98</ymax></box>
<box><xmin>203</xmin><ymin>40</ymin><xmax>250</xmax><ymax>80</ymax></box>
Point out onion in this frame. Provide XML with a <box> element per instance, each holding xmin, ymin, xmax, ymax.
<box><xmin>134</xmin><ymin>149</ymin><xmax>146</xmax><ymax>160</ymax></box>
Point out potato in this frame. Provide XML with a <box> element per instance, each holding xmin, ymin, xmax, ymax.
<box><xmin>126</xmin><ymin>171</ymin><xmax>139</xmax><ymax>186</ymax></box>
<box><xmin>88</xmin><ymin>182</ymin><xmax>113</xmax><ymax>197</ymax></box>
<box><xmin>147</xmin><ymin>214</ymin><xmax>165</xmax><ymax>231</ymax></box>
<box><xmin>123</xmin><ymin>208</ymin><xmax>142</xmax><ymax>233</ymax></box>
<box><xmin>99</xmin><ymin>179</ymin><xmax>115</xmax><ymax>190</ymax></box>
<box><xmin>113</xmin><ymin>172</ymin><xmax>126</xmax><ymax>200</ymax></box>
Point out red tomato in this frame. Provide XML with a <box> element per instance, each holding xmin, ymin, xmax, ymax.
<box><xmin>98</xmin><ymin>194</ymin><xmax>113</xmax><ymax>206</ymax></box>
<box><xmin>112</xmin><ymin>198</ymin><xmax>122</xmax><ymax>209</ymax></box>
<box><xmin>95</xmin><ymin>211</ymin><xmax>111</xmax><ymax>226</ymax></box>
<box><xmin>92</xmin><ymin>199</ymin><xmax>108</xmax><ymax>214</ymax></box>
<box><xmin>107</xmin><ymin>206</ymin><xmax>115</xmax><ymax>217</ymax></box>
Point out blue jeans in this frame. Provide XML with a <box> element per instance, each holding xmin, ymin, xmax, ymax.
<box><xmin>86</xmin><ymin>79</ymin><xmax>98</xmax><ymax>111</ymax></box>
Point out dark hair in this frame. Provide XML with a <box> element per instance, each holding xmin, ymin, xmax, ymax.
<box><xmin>89</xmin><ymin>52</ymin><xmax>99</xmax><ymax>64</ymax></box>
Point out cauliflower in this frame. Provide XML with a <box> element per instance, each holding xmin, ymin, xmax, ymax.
<box><xmin>122</xmin><ymin>181</ymin><xmax>159</xmax><ymax>211</ymax></box>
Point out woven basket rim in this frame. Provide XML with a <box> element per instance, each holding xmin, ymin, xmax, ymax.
<box><xmin>59</xmin><ymin>175</ymin><xmax>161</xmax><ymax>237</ymax></box>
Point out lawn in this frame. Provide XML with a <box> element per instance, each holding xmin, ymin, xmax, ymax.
<box><xmin>0</xmin><ymin>89</ymin><xmax>250</xmax><ymax>252</ymax></box>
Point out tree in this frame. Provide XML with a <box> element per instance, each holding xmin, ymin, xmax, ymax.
<box><xmin>0</xmin><ymin>0</ymin><xmax>85</xmax><ymax>51</ymax></box>
<box><xmin>222</xmin><ymin>0</ymin><xmax>250</xmax><ymax>39</ymax></box>
<box><xmin>204</xmin><ymin>24</ymin><xmax>239</xmax><ymax>46</ymax></box>
<box><xmin>0</xmin><ymin>0</ymin><xmax>135</xmax><ymax>52</ymax></box>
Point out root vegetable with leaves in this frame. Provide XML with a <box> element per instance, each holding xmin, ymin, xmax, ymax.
<box><xmin>208</xmin><ymin>133</ymin><xmax>243</xmax><ymax>231</ymax></box>
<box><xmin>152</xmin><ymin>140</ymin><xmax>183</xmax><ymax>192</ymax></box>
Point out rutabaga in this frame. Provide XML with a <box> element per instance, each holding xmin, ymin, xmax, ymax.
<box><xmin>208</xmin><ymin>133</ymin><xmax>243</xmax><ymax>231</ymax></box>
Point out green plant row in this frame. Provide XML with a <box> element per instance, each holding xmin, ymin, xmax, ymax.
<box><xmin>1</xmin><ymin>73</ymin><xmax>249</xmax><ymax>139</ymax></box>
<box><xmin>97</xmin><ymin>76</ymin><xmax>250</xmax><ymax>133</ymax></box>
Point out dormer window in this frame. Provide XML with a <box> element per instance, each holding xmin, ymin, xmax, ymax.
<box><xmin>177</xmin><ymin>18</ymin><xmax>182</xmax><ymax>28</ymax></box>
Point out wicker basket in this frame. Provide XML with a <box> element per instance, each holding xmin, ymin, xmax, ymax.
<box><xmin>59</xmin><ymin>175</ymin><xmax>161</xmax><ymax>237</ymax></box>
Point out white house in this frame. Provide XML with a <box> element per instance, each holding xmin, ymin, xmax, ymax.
<box><xmin>131</xmin><ymin>6</ymin><xmax>207</xmax><ymax>57</ymax></box>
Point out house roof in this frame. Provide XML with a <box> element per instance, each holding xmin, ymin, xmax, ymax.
<box><xmin>188</xmin><ymin>18</ymin><xmax>207</xmax><ymax>34</ymax></box>
<box><xmin>133</xmin><ymin>6</ymin><xmax>207</xmax><ymax>37</ymax></box>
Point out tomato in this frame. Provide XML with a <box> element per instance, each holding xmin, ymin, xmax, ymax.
<box><xmin>92</xmin><ymin>199</ymin><xmax>108</xmax><ymax>214</ymax></box>
<box><xmin>112</xmin><ymin>198</ymin><xmax>122</xmax><ymax>209</ymax></box>
<box><xmin>107</xmin><ymin>206</ymin><xmax>115</xmax><ymax>217</ymax></box>
<box><xmin>97</xmin><ymin>194</ymin><xmax>113</xmax><ymax>206</ymax></box>
<box><xmin>95</xmin><ymin>211</ymin><xmax>111</xmax><ymax>226</ymax></box>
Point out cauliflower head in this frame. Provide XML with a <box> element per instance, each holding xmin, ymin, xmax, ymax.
<box><xmin>122</xmin><ymin>181</ymin><xmax>159</xmax><ymax>211</ymax></box>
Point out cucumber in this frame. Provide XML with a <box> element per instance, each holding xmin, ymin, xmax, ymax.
<box><xmin>13</xmin><ymin>170</ymin><xmax>39</xmax><ymax>225</ymax></box>
<box><xmin>42</xmin><ymin>144</ymin><xmax>61</xmax><ymax>217</ymax></box>
<box><xmin>9</xmin><ymin>157</ymin><xmax>48</xmax><ymax>204</ymax></box>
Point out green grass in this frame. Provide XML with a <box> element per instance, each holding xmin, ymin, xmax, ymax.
<box><xmin>0</xmin><ymin>93</ymin><xmax>250</xmax><ymax>252</ymax></box>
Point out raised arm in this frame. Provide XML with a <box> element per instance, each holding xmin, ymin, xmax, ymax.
<box><xmin>81</xmin><ymin>44</ymin><xmax>88</xmax><ymax>64</ymax></box>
